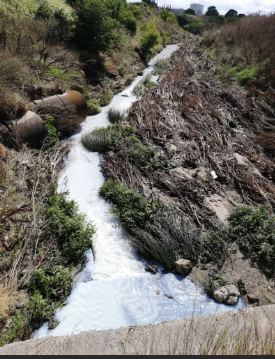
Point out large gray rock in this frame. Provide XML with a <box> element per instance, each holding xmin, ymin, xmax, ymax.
<box><xmin>214</xmin><ymin>285</ymin><xmax>240</xmax><ymax>305</ymax></box>
<box><xmin>175</xmin><ymin>259</ymin><xmax>193</xmax><ymax>275</ymax></box>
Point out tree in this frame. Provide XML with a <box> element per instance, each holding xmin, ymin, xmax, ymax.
<box><xmin>177</xmin><ymin>13</ymin><xmax>189</xmax><ymax>28</ymax></box>
<box><xmin>225</xmin><ymin>9</ymin><xmax>238</xmax><ymax>18</ymax></box>
<box><xmin>142</xmin><ymin>0</ymin><xmax>157</xmax><ymax>9</ymax></box>
<box><xmin>141</xmin><ymin>20</ymin><xmax>161</xmax><ymax>57</ymax></box>
<box><xmin>238</xmin><ymin>14</ymin><xmax>246</xmax><ymax>18</ymax></box>
<box><xmin>74</xmin><ymin>0</ymin><xmax>116</xmax><ymax>52</ymax></box>
<box><xmin>205</xmin><ymin>6</ymin><xmax>219</xmax><ymax>16</ymax></box>
<box><xmin>184</xmin><ymin>8</ymin><xmax>196</xmax><ymax>15</ymax></box>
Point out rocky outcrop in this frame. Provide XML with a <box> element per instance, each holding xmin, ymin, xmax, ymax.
<box><xmin>175</xmin><ymin>259</ymin><xmax>193</xmax><ymax>275</ymax></box>
<box><xmin>34</xmin><ymin>90</ymin><xmax>87</xmax><ymax>138</ymax></box>
<box><xmin>214</xmin><ymin>285</ymin><xmax>240</xmax><ymax>305</ymax></box>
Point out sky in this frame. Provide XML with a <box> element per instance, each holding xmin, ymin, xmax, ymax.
<box><xmin>127</xmin><ymin>0</ymin><xmax>275</xmax><ymax>15</ymax></box>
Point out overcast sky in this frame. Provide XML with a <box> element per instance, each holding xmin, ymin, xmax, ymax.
<box><xmin>127</xmin><ymin>0</ymin><xmax>275</xmax><ymax>15</ymax></box>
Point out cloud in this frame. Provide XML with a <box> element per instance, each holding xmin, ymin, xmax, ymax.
<box><xmin>128</xmin><ymin>0</ymin><xmax>275</xmax><ymax>15</ymax></box>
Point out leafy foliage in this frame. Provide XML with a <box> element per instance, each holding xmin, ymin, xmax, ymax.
<box><xmin>177</xmin><ymin>13</ymin><xmax>189</xmax><ymax>28</ymax></box>
<box><xmin>235</xmin><ymin>67</ymin><xmax>259</xmax><ymax>86</ymax></box>
<box><xmin>82</xmin><ymin>124</ymin><xmax>135</xmax><ymax>153</ymax></box>
<box><xmin>228</xmin><ymin>206</ymin><xmax>275</xmax><ymax>276</ymax></box>
<box><xmin>46</xmin><ymin>192</ymin><xmax>95</xmax><ymax>264</ymax></box>
<box><xmin>44</xmin><ymin>116</ymin><xmax>58</xmax><ymax>144</ymax></box>
<box><xmin>30</xmin><ymin>266</ymin><xmax>73</xmax><ymax>302</ymax></box>
<box><xmin>205</xmin><ymin>6</ymin><xmax>219</xmax><ymax>16</ymax></box>
<box><xmin>87</xmin><ymin>99</ymin><xmax>101</xmax><ymax>116</ymax></box>
<box><xmin>100</xmin><ymin>179</ymin><xmax>159</xmax><ymax>230</ymax></box>
<box><xmin>73</xmin><ymin>0</ymin><xmax>117</xmax><ymax>52</ymax></box>
<box><xmin>100</xmin><ymin>89</ymin><xmax>113</xmax><ymax>107</ymax></box>
<box><xmin>141</xmin><ymin>20</ymin><xmax>161</xmax><ymax>58</ymax></box>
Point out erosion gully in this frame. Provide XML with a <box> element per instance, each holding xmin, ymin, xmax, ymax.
<box><xmin>34</xmin><ymin>45</ymin><xmax>244</xmax><ymax>339</ymax></box>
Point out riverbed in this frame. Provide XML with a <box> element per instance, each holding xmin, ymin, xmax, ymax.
<box><xmin>34</xmin><ymin>45</ymin><xmax>244</xmax><ymax>339</ymax></box>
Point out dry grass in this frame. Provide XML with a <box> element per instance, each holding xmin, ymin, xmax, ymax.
<box><xmin>0</xmin><ymin>286</ymin><xmax>15</xmax><ymax>320</ymax></box>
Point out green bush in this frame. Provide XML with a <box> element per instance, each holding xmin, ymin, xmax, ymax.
<box><xmin>35</xmin><ymin>3</ymin><xmax>53</xmax><ymax>19</ymax></box>
<box><xmin>44</xmin><ymin>116</ymin><xmax>58</xmax><ymax>144</ymax></box>
<box><xmin>100</xmin><ymin>179</ymin><xmax>159</xmax><ymax>230</ymax></box>
<box><xmin>228</xmin><ymin>205</ymin><xmax>275</xmax><ymax>275</ymax></box>
<box><xmin>119</xmin><ymin>10</ymin><xmax>137</xmax><ymax>33</ymax></box>
<box><xmin>87</xmin><ymin>99</ymin><xmax>101</xmax><ymax>116</ymax></box>
<box><xmin>74</xmin><ymin>0</ymin><xmax>117</xmax><ymax>52</ymax></box>
<box><xmin>82</xmin><ymin>125</ymin><xmax>134</xmax><ymax>153</ymax></box>
<box><xmin>127</xmin><ymin>4</ymin><xmax>141</xmax><ymax>19</ymax></box>
<box><xmin>153</xmin><ymin>59</ymin><xmax>170</xmax><ymax>75</ymax></box>
<box><xmin>107</xmin><ymin>108</ymin><xmax>126</xmax><ymax>124</ymax></box>
<box><xmin>235</xmin><ymin>66</ymin><xmax>259</xmax><ymax>86</ymax></box>
<box><xmin>160</xmin><ymin>7</ymin><xmax>176</xmax><ymax>23</ymax></box>
<box><xmin>29</xmin><ymin>266</ymin><xmax>73</xmax><ymax>302</ymax></box>
<box><xmin>100</xmin><ymin>89</ymin><xmax>113</xmax><ymax>107</ymax></box>
<box><xmin>46</xmin><ymin>192</ymin><xmax>95</xmax><ymax>264</ymax></box>
<box><xmin>184</xmin><ymin>22</ymin><xmax>204</xmax><ymax>35</ymax></box>
<box><xmin>129</xmin><ymin>135</ymin><xmax>156</xmax><ymax>168</ymax></box>
<box><xmin>177</xmin><ymin>13</ymin><xmax>189</xmax><ymax>28</ymax></box>
<box><xmin>141</xmin><ymin>20</ymin><xmax>161</xmax><ymax>58</ymax></box>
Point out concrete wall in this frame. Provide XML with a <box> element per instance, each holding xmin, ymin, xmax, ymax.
<box><xmin>1</xmin><ymin>305</ymin><xmax>275</xmax><ymax>355</ymax></box>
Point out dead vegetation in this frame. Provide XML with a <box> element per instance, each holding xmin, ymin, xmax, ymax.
<box><xmin>97</xmin><ymin>39</ymin><xmax>275</xmax><ymax>304</ymax></box>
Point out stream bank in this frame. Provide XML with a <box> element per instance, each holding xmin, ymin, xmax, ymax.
<box><xmin>34</xmin><ymin>45</ymin><xmax>244</xmax><ymax>340</ymax></box>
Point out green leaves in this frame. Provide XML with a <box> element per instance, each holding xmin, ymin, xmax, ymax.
<box><xmin>46</xmin><ymin>192</ymin><xmax>95</xmax><ymax>264</ymax></box>
<box><xmin>100</xmin><ymin>180</ymin><xmax>160</xmax><ymax>230</ymax></box>
<box><xmin>228</xmin><ymin>205</ymin><xmax>275</xmax><ymax>275</ymax></box>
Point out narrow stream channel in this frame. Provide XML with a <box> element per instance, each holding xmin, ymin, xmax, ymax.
<box><xmin>34</xmin><ymin>45</ymin><xmax>244</xmax><ymax>339</ymax></box>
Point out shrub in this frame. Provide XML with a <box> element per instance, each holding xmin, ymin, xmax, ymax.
<box><xmin>185</xmin><ymin>22</ymin><xmax>204</xmax><ymax>35</ymax></box>
<box><xmin>82</xmin><ymin>125</ymin><xmax>135</xmax><ymax>153</ymax></box>
<box><xmin>119</xmin><ymin>10</ymin><xmax>137</xmax><ymax>34</ymax></box>
<box><xmin>129</xmin><ymin>135</ymin><xmax>156</xmax><ymax>168</ymax></box>
<box><xmin>30</xmin><ymin>266</ymin><xmax>73</xmax><ymax>301</ymax></box>
<box><xmin>87</xmin><ymin>99</ymin><xmax>101</xmax><ymax>116</ymax></box>
<box><xmin>133</xmin><ymin>74</ymin><xmax>154</xmax><ymax>97</ymax></box>
<box><xmin>177</xmin><ymin>13</ymin><xmax>189</xmax><ymax>28</ymax></box>
<box><xmin>228</xmin><ymin>205</ymin><xmax>275</xmax><ymax>276</ymax></box>
<box><xmin>35</xmin><ymin>3</ymin><xmax>53</xmax><ymax>19</ymax></box>
<box><xmin>235</xmin><ymin>66</ymin><xmax>259</xmax><ymax>86</ymax></box>
<box><xmin>141</xmin><ymin>20</ymin><xmax>161</xmax><ymax>58</ymax></box>
<box><xmin>107</xmin><ymin>108</ymin><xmax>126</xmax><ymax>124</ymax></box>
<box><xmin>100</xmin><ymin>179</ymin><xmax>159</xmax><ymax>230</ymax></box>
<box><xmin>74</xmin><ymin>0</ymin><xmax>117</xmax><ymax>52</ymax></box>
<box><xmin>46</xmin><ymin>192</ymin><xmax>95</xmax><ymax>264</ymax></box>
<box><xmin>100</xmin><ymin>89</ymin><xmax>113</xmax><ymax>107</ymax></box>
<box><xmin>44</xmin><ymin>116</ymin><xmax>58</xmax><ymax>145</ymax></box>
<box><xmin>153</xmin><ymin>59</ymin><xmax>170</xmax><ymax>75</ymax></box>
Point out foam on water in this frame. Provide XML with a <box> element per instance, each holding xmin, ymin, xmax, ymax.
<box><xmin>34</xmin><ymin>45</ymin><xmax>244</xmax><ymax>339</ymax></box>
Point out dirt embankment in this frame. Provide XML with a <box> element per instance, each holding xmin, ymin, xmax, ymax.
<box><xmin>100</xmin><ymin>40</ymin><xmax>275</xmax><ymax>305</ymax></box>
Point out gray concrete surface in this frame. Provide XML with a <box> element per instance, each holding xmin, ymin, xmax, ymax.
<box><xmin>1</xmin><ymin>305</ymin><xmax>275</xmax><ymax>355</ymax></box>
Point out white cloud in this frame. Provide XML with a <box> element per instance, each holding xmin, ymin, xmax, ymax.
<box><xmin>128</xmin><ymin>0</ymin><xmax>275</xmax><ymax>15</ymax></box>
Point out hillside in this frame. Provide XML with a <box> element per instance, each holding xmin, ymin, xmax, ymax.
<box><xmin>0</xmin><ymin>0</ymin><xmax>72</xmax><ymax>16</ymax></box>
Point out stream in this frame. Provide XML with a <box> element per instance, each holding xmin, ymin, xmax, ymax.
<box><xmin>34</xmin><ymin>45</ymin><xmax>244</xmax><ymax>339</ymax></box>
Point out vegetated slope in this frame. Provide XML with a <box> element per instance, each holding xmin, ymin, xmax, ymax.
<box><xmin>0</xmin><ymin>0</ymin><xmax>185</xmax><ymax>123</ymax></box>
<box><xmin>95</xmin><ymin>36</ymin><xmax>275</xmax><ymax>306</ymax></box>
<box><xmin>0</xmin><ymin>0</ymin><xmax>72</xmax><ymax>16</ymax></box>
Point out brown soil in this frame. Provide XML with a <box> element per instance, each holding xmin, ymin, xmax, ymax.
<box><xmin>100</xmin><ymin>40</ymin><xmax>275</xmax><ymax>305</ymax></box>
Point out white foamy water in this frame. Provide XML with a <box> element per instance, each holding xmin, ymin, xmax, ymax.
<box><xmin>34</xmin><ymin>45</ymin><xmax>244</xmax><ymax>339</ymax></box>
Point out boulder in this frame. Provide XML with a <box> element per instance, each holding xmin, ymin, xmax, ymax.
<box><xmin>0</xmin><ymin>111</ymin><xmax>48</xmax><ymax>149</ymax></box>
<box><xmin>34</xmin><ymin>91</ymin><xmax>87</xmax><ymax>138</ymax></box>
<box><xmin>214</xmin><ymin>285</ymin><xmax>240</xmax><ymax>305</ymax></box>
<box><xmin>175</xmin><ymin>259</ymin><xmax>193</xmax><ymax>275</ymax></box>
